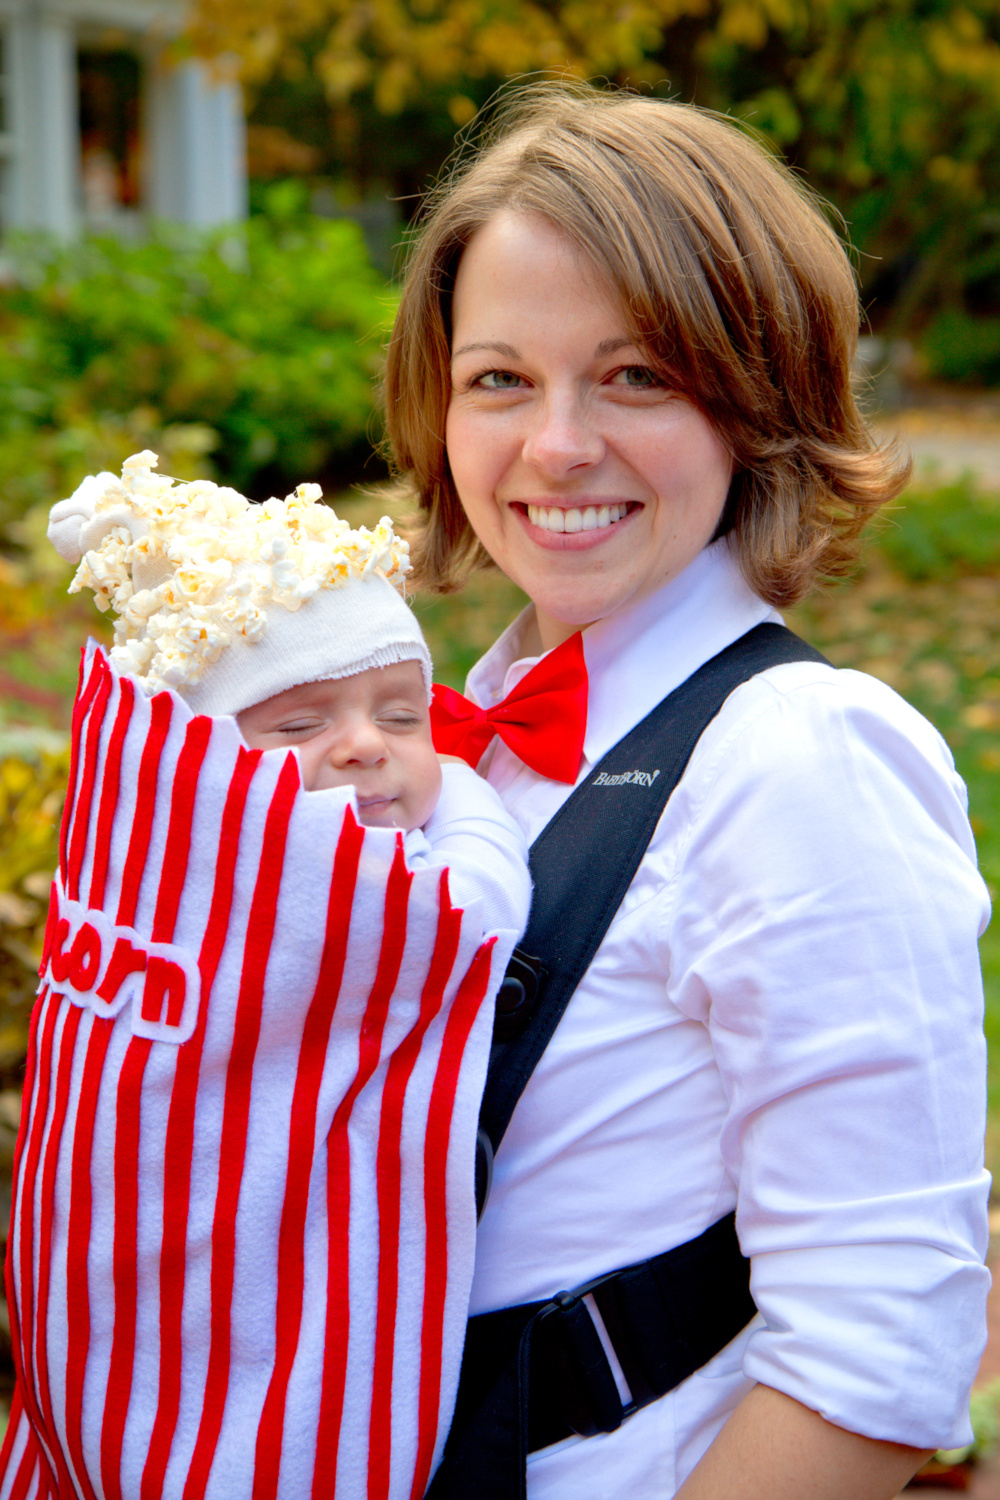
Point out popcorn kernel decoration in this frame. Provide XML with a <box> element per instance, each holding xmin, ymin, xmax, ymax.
<box><xmin>58</xmin><ymin>452</ymin><xmax>412</xmax><ymax>697</ymax></box>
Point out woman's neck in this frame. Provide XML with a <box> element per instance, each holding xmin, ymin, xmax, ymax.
<box><xmin>531</xmin><ymin>608</ymin><xmax>586</xmax><ymax>656</ymax></box>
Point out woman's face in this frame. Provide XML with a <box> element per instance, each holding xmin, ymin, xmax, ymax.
<box><xmin>446</xmin><ymin>212</ymin><xmax>734</xmax><ymax>651</ymax></box>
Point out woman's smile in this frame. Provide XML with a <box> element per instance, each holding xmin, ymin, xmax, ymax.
<box><xmin>521</xmin><ymin>500</ymin><xmax>637</xmax><ymax>538</ymax></box>
<box><xmin>446</xmin><ymin>211</ymin><xmax>734</xmax><ymax>650</ymax></box>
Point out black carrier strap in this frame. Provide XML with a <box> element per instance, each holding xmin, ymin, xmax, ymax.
<box><xmin>430</xmin><ymin>623</ymin><xmax>828</xmax><ymax>1500</ymax></box>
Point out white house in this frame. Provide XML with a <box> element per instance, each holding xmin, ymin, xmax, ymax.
<box><xmin>0</xmin><ymin>0</ymin><xmax>246</xmax><ymax>237</ymax></box>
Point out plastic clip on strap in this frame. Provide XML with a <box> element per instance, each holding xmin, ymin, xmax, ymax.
<box><xmin>476</xmin><ymin>949</ymin><xmax>545</xmax><ymax>1220</ymax></box>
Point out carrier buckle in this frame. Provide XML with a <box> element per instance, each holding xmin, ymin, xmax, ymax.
<box><xmin>492</xmin><ymin>948</ymin><xmax>545</xmax><ymax>1042</ymax></box>
<box><xmin>535</xmin><ymin>1282</ymin><xmax>636</xmax><ymax>1437</ymax></box>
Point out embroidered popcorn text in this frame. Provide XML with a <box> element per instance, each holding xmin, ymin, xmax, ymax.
<box><xmin>592</xmin><ymin>770</ymin><xmax>661</xmax><ymax>788</ymax></box>
<box><xmin>39</xmin><ymin>882</ymin><xmax>201</xmax><ymax>1044</ymax></box>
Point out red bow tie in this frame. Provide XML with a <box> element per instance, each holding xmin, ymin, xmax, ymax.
<box><xmin>430</xmin><ymin>631</ymin><xmax>588</xmax><ymax>784</ymax></box>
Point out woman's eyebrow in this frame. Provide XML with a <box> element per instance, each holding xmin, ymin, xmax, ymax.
<box><xmin>451</xmin><ymin>336</ymin><xmax>636</xmax><ymax>360</ymax></box>
<box><xmin>594</xmin><ymin>336</ymin><xmax>634</xmax><ymax>357</ymax></box>
<box><xmin>451</xmin><ymin>340</ymin><xmax>520</xmax><ymax>360</ymax></box>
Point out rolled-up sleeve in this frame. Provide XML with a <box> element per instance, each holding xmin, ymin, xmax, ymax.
<box><xmin>666</xmin><ymin>664</ymin><xmax>992</xmax><ymax>1449</ymax></box>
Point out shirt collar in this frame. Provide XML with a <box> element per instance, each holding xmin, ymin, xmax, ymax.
<box><xmin>465</xmin><ymin>606</ymin><xmax>539</xmax><ymax>707</ymax></box>
<box><xmin>465</xmin><ymin>541</ymin><xmax>780</xmax><ymax>769</ymax></box>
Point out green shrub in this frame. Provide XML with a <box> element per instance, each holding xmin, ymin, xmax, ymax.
<box><xmin>875</xmin><ymin>479</ymin><xmax>1000</xmax><ymax>581</ymax></box>
<box><xmin>0</xmin><ymin>196</ymin><xmax>394</xmax><ymax>527</ymax></box>
<box><xmin>922</xmin><ymin>310</ymin><xmax>1000</xmax><ymax>387</ymax></box>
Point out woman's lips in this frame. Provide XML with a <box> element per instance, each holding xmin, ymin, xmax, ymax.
<box><xmin>513</xmin><ymin>500</ymin><xmax>639</xmax><ymax>548</ymax></box>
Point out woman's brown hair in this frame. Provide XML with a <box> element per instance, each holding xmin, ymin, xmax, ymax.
<box><xmin>385</xmin><ymin>83</ymin><xmax>908</xmax><ymax>606</ymax></box>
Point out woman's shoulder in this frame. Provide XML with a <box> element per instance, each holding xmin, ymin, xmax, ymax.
<box><xmin>661</xmin><ymin>653</ymin><xmax>989</xmax><ymax>1020</ymax></box>
<box><xmin>672</xmin><ymin>657</ymin><xmax>975</xmax><ymax>859</ymax></box>
<box><xmin>710</xmin><ymin>655</ymin><xmax>957</xmax><ymax>775</ymax></box>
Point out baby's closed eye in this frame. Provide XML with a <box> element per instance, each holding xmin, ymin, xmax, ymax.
<box><xmin>378</xmin><ymin>712</ymin><xmax>423</xmax><ymax>729</ymax></box>
<box><xmin>273</xmin><ymin>719</ymin><xmax>326</xmax><ymax>737</ymax></box>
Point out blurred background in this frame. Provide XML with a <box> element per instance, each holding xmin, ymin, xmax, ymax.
<box><xmin>0</xmin><ymin>0</ymin><xmax>998</xmax><ymax>1486</ymax></box>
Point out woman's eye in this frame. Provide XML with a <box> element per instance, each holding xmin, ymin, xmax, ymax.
<box><xmin>476</xmin><ymin>369</ymin><xmax>525</xmax><ymax>390</ymax></box>
<box><xmin>610</xmin><ymin>365</ymin><xmax>661</xmax><ymax>389</ymax></box>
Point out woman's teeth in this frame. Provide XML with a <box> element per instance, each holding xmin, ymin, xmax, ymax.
<box><xmin>526</xmin><ymin>503</ymin><xmax>628</xmax><ymax>534</ymax></box>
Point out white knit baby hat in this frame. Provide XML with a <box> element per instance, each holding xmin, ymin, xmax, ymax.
<box><xmin>47</xmin><ymin>451</ymin><xmax>432</xmax><ymax>718</ymax></box>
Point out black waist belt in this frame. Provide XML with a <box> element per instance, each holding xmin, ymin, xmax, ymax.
<box><xmin>427</xmin><ymin>1213</ymin><xmax>756</xmax><ymax>1499</ymax></box>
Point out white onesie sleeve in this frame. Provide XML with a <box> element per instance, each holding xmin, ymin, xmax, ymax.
<box><xmin>405</xmin><ymin>763</ymin><xmax>532</xmax><ymax>937</ymax></box>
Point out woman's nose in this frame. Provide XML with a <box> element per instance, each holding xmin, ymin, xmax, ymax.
<box><xmin>521</xmin><ymin>393</ymin><xmax>604</xmax><ymax>476</ymax></box>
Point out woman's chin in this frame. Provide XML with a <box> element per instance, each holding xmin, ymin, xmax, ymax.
<box><xmin>529</xmin><ymin>584</ymin><xmax>635</xmax><ymax>646</ymax></box>
<box><xmin>489</xmin><ymin>512</ymin><xmax>651</xmax><ymax>637</ymax></box>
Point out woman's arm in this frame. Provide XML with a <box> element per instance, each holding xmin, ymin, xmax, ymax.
<box><xmin>676</xmin><ymin>1384</ymin><xmax>932</xmax><ymax>1500</ymax></box>
<box><xmin>665</xmin><ymin>667</ymin><xmax>990</xmax><ymax>1455</ymax></box>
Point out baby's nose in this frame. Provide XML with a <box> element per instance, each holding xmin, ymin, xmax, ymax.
<box><xmin>331</xmin><ymin>720</ymin><xmax>386</xmax><ymax>766</ymax></box>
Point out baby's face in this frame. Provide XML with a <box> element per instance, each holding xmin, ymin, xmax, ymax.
<box><xmin>237</xmin><ymin>660</ymin><xmax>441</xmax><ymax>831</ymax></box>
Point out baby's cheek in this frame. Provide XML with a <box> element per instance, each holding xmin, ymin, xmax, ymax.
<box><xmin>408</xmin><ymin>751</ymin><xmax>443</xmax><ymax>831</ymax></box>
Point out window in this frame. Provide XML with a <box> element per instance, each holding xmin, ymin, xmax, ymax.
<box><xmin>78</xmin><ymin>48</ymin><xmax>142</xmax><ymax>221</ymax></box>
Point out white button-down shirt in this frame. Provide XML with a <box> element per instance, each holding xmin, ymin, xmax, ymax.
<box><xmin>464</xmin><ymin>541</ymin><xmax>991</xmax><ymax>1497</ymax></box>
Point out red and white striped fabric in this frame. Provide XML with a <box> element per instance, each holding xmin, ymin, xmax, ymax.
<box><xmin>2</xmin><ymin>640</ymin><xmax>513</xmax><ymax>1500</ymax></box>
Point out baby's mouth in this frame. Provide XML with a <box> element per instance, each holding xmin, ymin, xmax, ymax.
<box><xmin>357</xmin><ymin>794</ymin><xmax>396</xmax><ymax>813</ymax></box>
<box><xmin>524</xmin><ymin>502</ymin><xmax>635</xmax><ymax>534</ymax></box>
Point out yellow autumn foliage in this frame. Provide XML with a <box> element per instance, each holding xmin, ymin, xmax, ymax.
<box><xmin>0</xmin><ymin>737</ymin><xmax>71</xmax><ymax>1068</ymax></box>
<box><xmin>183</xmin><ymin>0</ymin><xmax>1000</xmax><ymax>343</ymax></box>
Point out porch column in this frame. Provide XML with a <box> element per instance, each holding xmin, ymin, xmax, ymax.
<box><xmin>5</xmin><ymin>8</ymin><xmax>79</xmax><ymax>235</ymax></box>
<box><xmin>146</xmin><ymin>58</ymin><xmax>246</xmax><ymax>226</ymax></box>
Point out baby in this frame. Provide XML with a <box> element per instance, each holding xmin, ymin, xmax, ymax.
<box><xmin>0</xmin><ymin>454</ymin><xmax>529</xmax><ymax>1500</ymax></box>
<box><xmin>46</xmin><ymin>448</ymin><xmax>528</xmax><ymax>934</ymax></box>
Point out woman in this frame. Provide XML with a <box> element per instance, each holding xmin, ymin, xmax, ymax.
<box><xmin>385</xmin><ymin>85</ymin><xmax>991</xmax><ymax>1498</ymax></box>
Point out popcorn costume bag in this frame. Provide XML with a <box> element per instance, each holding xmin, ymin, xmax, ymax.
<box><xmin>1</xmin><ymin>457</ymin><xmax>518</xmax><ymax>1500</ymax></box>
